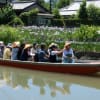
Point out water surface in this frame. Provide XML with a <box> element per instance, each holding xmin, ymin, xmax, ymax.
<box><xmin>0</xmin><ymin>66</ymin><xmax>100</xmax><ymax>100</ymax></box>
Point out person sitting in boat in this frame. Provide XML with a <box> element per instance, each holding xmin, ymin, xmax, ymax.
<box><xmin>30</xmin><ymin>42</ymin><xmax>40</xmax><ymax>62</ymax></box>
<box><xmin>62</xmin><ymin>41</ymin><xmax>74</xmax><ymax>63</ymax></box>
<box><xmin>17</xmin><ymin>42</ymin><xmax>25</xmax><ymax>60</ymax></box>
<box><xmin>20</xmin><ymin>44</ymin><xmax>32</xmax><ymax>61</ymax></box>
<box><xmin>3</xmin><ymin>43</ymin><xmax>12</xmax><ymax>60</ymax></box>
<box><xmin>48</xmin><ymin>43</ymin><xmax>62</xmax><ymax>63</ymax></box>
<box><xmin>38</xmin><ymin>43</ymin><xmax>49</xmax><ymax>62</ymax></box>
<box><xmin>0</xmin><ymin>41</ymin><xmax>5</xmax><ymax>58</ymax></box>
<box><xmin>11</xmin><ymin>41</ymin><xmax>20</xmax><ymax>60</ymax></box>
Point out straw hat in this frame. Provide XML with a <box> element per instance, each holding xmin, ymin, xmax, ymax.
<box><xmin>12</xmin><ymin>41</ymin><xmax>20</xmax><ymax>47</ymax></box>
<box><xmin>64</xmin><ymin>41</ymin><xmax>71</xmax><ymax>47</ymax></box>
<box><xmin>24</xmin><ymin>44</ymin><xmax>32</xmax><ymax>49</ymax></box>
<box><xmin>49</xmin><ymin>43</ymin><xmax>58</xmax><ymax>48</ymax></box>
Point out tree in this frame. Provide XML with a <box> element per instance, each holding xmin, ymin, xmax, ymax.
<box><xmin>0</xmin><ymin>4</ymin><xmax>16</xmax><ymax>24</ymax></box>
<box><xmin>56</xmin><ymin>0</ymin><xmax>70</xmax><ymax>8</ymax></box>
<box><xmin>52</xmin><ymin>8</ymin><xmax>60</xmax><ymax>18</ymax></box>
<box><xmin>78</xmin><ymin>0</ymin><xmax>88</xmax><ymax>19</ymax></box>
<box><xmin>19</xmin><ymin>8</ymin><xmax>39</xmax><ymax>25</ymax></box>
<box><xmin>87</xmin><ymin>4</ymin><xmax>100</xmax><ymax>20</ymax></box>
<box><xmin>38</xmin><ymin>0</ymin><xmax>45</xmax><ymax>4</ymax></box>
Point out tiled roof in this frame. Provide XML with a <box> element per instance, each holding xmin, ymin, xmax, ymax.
<box><xmin>59</xmin><ymin>0</ymin><xmax>100</xmax><ymax>16</ymax></box>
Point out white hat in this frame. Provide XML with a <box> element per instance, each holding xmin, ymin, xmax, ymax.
<box><xmin>7</xmin><ymin>43</ymin><xmax>12</xmax><ymax>48</ymax></box>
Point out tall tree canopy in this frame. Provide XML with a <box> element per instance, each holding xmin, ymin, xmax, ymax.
<box><xmin>56</xmin><ymin>0</ymin><xmax>71</xmax><ymax>8</ymax></box>
<box><xmin>87</xmin><ymin>4</ymin><xmax>100</xmax><ymax>20</ymax></box>
<box><xmin>78</xmin><ymin>0</ymin><xmax>88</xmax><ymax>19</ymax></box>
<box><xmin>0</xmin><ymin>4</ymin><xmax>15</xmax><ymax>24</ymax></box>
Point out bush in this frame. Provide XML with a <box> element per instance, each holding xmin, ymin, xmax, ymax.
<box><xmin>0</xmin><ymin>4</ymin><xmax>15</xmax><ymax>25</ymax></box>
<box><xmin>0</xmin><ymin>25</ymin><xmax>21</xmax><ymax>44</ymax></box>
<box><xmin>19</xmin><ymin>12</ymin><xmax>30</xmax><ymax>25</ymax></box>
<box><xmin>73</xmin><ymin>25</ymin><xmax>98</xmax><ymax>41</ymax></box>
<box><xmin>19</xmin><ymin>8</ymin><xmax>39</xmax><ymax>25</ymax></box>
<box><xmin>0</xmin><ymin>25</ymin><xmax>100</xmax><ymax>52</ymax></box>
<box><xmin>8</xmin><ymin>16</ymin><xmax>24</xmax><ymax>26</ymax></box>
<box><xmin>87</xmin><ymin>4</ymin><xmax>100</xmax><ymax>20</ymax></box>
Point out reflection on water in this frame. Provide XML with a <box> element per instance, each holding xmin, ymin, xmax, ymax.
<box><xmin>0</xmin><ymin>66</ymin><xmax>100</xmax><ymax>100</ymax></box>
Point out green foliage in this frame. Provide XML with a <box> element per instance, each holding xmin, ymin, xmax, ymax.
<box><xmin>71</xmin><ymin>43</ymin><xmax>100</xmax><ymax>52</ymax></box>
<box><xmin>29</xmin><ymin>8</ymin><xmax>39</xmax><ymax>17</ymax></box>
<box><xmin>56</xmin><ymin>0</ymin><xmax>70</xmax><ymax>8</ymax></box>
<box><xmin>87</xmin><ymin>4</ymin><xmax>100</xmax><ymax>20</ymax></box>
<box><xmin>37</xmin><ymin>0</ymin><xmax>45</xmax><ymax>5</ymax></box>
<box><xmin>0</xmin><ymin>25</ymin><xmax>100</xmax><ymax>52</ymax></box>
<box><xmin>44</xmin><ymin>2</ymin><xmax>50</xmax><ymax>10</ymax></box>
<box><xmin>73</xmin><ymin>25</ymin><xmax>98</xmax><ymax>42</ymax></box>
<box><xmin>19</xmin><ymin>12</ymin><xmax>29</xmax><ymax>25</ymax></box>
<box><xmin>19</xmin><ymin>8</ymin><xmax>39</xmax><ymax>25</ymax></box>
<box><xmin>8</xmin><ymin>16</ymin><xmax>24</xmax><ymax>26</ymax></box>
<box><xmin>78</xmin><ymin>0</ymin><xmax>88</xmax><ymax>19</ymax></box>
<box><xmin>0</xmin><ymin>4</ymin><xmax>16</xmax><ymax>24</ymax></box>
<box><xmin>0</xmin><ymin>25</ymin><xmax>20</xmax><ymax>44</ymax></box>
<box><xmin>52</xmin><ymin>8</ymin><xmax>60</xmax><ymax>18</ymax></box>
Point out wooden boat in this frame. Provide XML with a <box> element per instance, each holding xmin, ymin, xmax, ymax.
<box><xmin>0</xmin><ymin>59</ymin><xmax>100</xmax><ymax>75</ymax></box>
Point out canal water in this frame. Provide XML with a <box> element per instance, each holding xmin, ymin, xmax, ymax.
<box><xmin>0</xmin><ymin>66</ymin><xmax>100</xmax><ymax>100</ymax></box>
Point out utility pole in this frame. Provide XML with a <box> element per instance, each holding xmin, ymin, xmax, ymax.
<box><xmin>6</xmin><ymin>0</ymin><xmax>7</xmax><ymax>4</ymax></box>
<box><xmin>50</xmin><ymin>0</ymin><xmax>52</xmax><ymax>13</ymax></box>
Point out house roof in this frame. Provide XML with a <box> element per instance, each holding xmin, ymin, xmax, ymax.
<box><xmin>12</xmin><ymin>2</ymin><xmax>36</xmax><ymax>10</ymax></box>
<box><xmin>59</xmin><ymin>0</ymin><xmax>100</xmax><ymax>16</ymax></box>
<box><xmin>11</xmin><ymin>1</ymin><xmax>50</xmax><ymax>14</ymax></box>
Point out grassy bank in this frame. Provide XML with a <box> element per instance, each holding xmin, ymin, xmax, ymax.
<box><xmin>0</xmin><ymin>25</ymin><xmax>100</xmax><ymax>52</ymax></box>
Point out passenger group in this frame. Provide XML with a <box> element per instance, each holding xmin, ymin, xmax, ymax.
<box><xmin>0</xmin><ymin>41</ymin><xmax>75</xmax><ymax>63</ymax></box>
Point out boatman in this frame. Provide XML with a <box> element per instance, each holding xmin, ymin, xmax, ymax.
<box><xmin>62</xmin><ymin>41</ymin><xmax>75</xmax><ymax>63</ymax></box>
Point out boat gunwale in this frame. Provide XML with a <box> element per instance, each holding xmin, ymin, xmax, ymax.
<box><xmin>0</xmin><ymin>59</ymin><xmax>100</xmax><ymax>67</ymax></box>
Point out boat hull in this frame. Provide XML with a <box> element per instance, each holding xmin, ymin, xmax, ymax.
<box><xmin>0</xmin><ymin>59</ymin><xmax>100</xmax><ymax>75</ymax></box>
